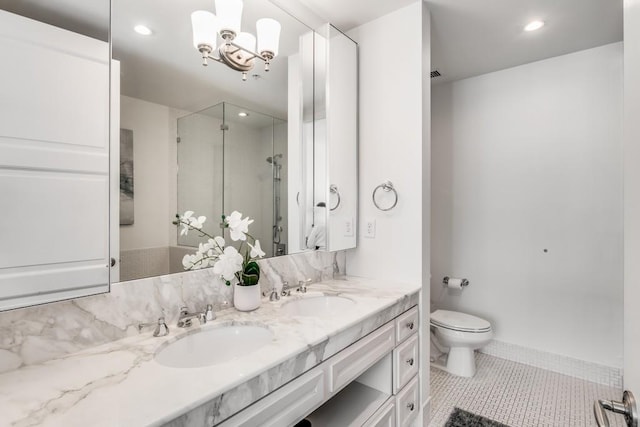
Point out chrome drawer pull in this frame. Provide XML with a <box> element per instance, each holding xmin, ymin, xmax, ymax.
<box><xmin>406</xmin><ymin>322</ymin><xmax>414</xmax><ymax>330</ymax></box>
<box><xmin>407</xmin><ymin>403</ymin><xmax>415</xmax><ymax>411</ymax></box>
<box><xmin>406</xmin><ymin>358</ymin><xmax>414</xmax><ymax>366</ymax></box>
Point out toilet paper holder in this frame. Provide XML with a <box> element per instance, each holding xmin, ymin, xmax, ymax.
<box><xmin>442</xmin><ymin>276</ymin><xmax>469</xmax><ymax>287</ymax></box>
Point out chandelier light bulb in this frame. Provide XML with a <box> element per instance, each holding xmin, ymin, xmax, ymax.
<box><xmin>256</xmin><ymin>18</ymin><xmax>281</xmax><ymax>58</ymax></box>
<box><xmin>191</xmin><ymin>11</ymin><xmax>218</xmax><ymax>50</ymax></box>
<box><xmin>234</xmin><ymin>32</ymin><xmax>257</xmax><ymax>53</ymax></box>
<box><xmin>215</xmin><ymin>0</ymin><xmax>243</xmax><ymax>38</ymax></box>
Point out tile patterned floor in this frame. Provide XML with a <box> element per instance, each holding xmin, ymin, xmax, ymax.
<box><xmin>429</xmin><ymin>353</ymin><xmax>626</xmax><ymax>427</ymax></box>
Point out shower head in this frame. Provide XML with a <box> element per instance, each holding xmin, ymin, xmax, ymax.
<box><xmin>266</xmin><ymin>154</ymin><xmax>283</xmax><ymax>164</ymax></box>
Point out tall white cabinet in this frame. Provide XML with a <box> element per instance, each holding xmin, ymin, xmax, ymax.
<box><xmin>0</xmin><ymin>10</ymin><xmax>111</xmax><ymax>310</ymax></box>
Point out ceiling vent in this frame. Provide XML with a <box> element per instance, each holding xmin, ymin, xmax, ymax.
<box><xmin>430</xmin><ymin>70</ymin><xmax>441</xmax><ymax>78</ymax></box>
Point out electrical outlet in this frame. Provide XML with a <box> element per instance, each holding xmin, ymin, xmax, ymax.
<box><xmin>365</xmin><ymin>219</ymin><xmax>376</xmax><ymax>238</ymax></box>
<box><xmin>344</xmin><ymin>218</ymin><xmax>354</xmax><ymax>237</ymax></box>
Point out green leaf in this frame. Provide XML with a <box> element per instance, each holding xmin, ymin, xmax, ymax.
<box><xmin>241</xmin><ymin>273</ymin><xmax>259</xmax><ymax>286</ymax></box>
<box><xmin>244</xmin><ymin>261</ymin><xmax>260</xmax><ymax>276</ymax></box>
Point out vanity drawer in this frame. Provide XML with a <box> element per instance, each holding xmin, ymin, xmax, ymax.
<box><xmin>328</xmin><ymin>322</ymin><xmax>395</xmax><ymax>394</ymax></box>
<box><xmin>363</xmin><ymin>398</ymin><xmax>396</xmax><ymax>427</ymax></box>
<box><xmin>218</xmin><ymin>368</ymin><xmax>325</xmax><ymax>427</ymax></box>
<box><xmin>393</xmin><ymin>334</ymin><xmax>419</xmax><ymax>392</ymax></box>
<box><xmin>395</xmin><ymin>306</ymin><xmax>418</xmax><ymax>344</ymax></box>
<box><xmin>395</xmin><ymin>377</ymin><xmax>419</xmax><ymax>427</ymax></box>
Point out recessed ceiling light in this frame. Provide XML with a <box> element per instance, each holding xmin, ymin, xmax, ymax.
<box><xmin>134</xmin><ymin>25</ymin><xmax>153</xmax><ymax>36</ymax></box>
<box><xmin>238</xmin><ymin>112</ymin><xmax>249</xmax><ymax>117</ymax></box>
<box><xmin>524</xmin><ymin>20</ymin><xmax>545</xmax><ymax>32</ymax></box>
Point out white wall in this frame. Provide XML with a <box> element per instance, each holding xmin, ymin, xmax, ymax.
<box><xmin>624</xmin><ymin>0</ymin><xmax>640</xmax><ymax>392</ymax></box>
<box><xmin>431</xmin><ymin>43</ymin><xmax>623</xmax><ymax>368</ymax></box>
<box><xmin>347</xmin><ymin>3</ymin><xmax>426</xmax><ymax>284</ymax></box>
<box><xmin>347</xmin><ymin>1</ymin><xmax>430</xmax><ymax>422</ymax></box>
<box><xmin>120</xmin><ymin>95</ymin><xmax>181</xmax><ymax>251</ymax></box>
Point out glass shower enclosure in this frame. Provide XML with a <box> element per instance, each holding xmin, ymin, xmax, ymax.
<box><xmin>177</xmin><ymin>102</ymin><xmax>287</xmax><ymax>258</ymax></box>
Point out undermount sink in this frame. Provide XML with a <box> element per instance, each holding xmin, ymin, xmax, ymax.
<box><xmin>155</xmin><ymin>325</ymin><xmax>273</xmax><ymax>368</ymax></box>
<box><xmin>281</xmin><ymin>295</ymin><xmax>355</xmax><ymax>317</ymax></box>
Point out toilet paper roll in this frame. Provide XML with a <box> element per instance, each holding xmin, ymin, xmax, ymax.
<box><xmin>447</xmin><ymin>277</ymin><xmax>464</xmax><ymax>289</ymax></box>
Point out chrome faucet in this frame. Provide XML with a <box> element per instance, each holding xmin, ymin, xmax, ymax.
<box><xmin>138</xmin><ymin>317</ymin><xmax>170</xmax><ymax>337</ymax></box>
<box><xmin>297</xmin><ymin>279</ymin><xmax>312</xmax><ymax>293</ymax></box>
<box><xmin>177</xmin><ymin>304</ymin><xmax>213</xmax><ymax>328</ymax></box>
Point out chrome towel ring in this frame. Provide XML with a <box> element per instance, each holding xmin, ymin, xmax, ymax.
<box><xmin>372</xmin><ymin>181</ymin><xmax>398</xmax><ymax>211</ymax></box>
<box><xmin>329</xmin><ymin>184</ymin><xmax>341</xmax><ymax>211</ymax></box>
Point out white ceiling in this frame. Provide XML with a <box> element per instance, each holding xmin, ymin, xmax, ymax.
<box><xmin>300</xmin><ymin>0</ymin><xmax>623</xmax><ymax>84</ymax></box>
<box><xmin>1</xmin><ymin>0</ymin><xmax>624</xmax><ymax>108</ymax></box>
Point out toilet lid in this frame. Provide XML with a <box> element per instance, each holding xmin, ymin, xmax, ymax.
<box><xmin>430</xmin><ymin>310</ymin><xmax>491</xmax><ymax>333</ymax></box>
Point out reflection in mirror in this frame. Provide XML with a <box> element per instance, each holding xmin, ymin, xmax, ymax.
<box><xmin>0</xmin><ymin>1</ymin><xmax>111</xmax><ymax>310</ymax></box>
<box><xmin>313</xmin><ymin>24</ymin><xmax>357</xmax><ymax>252</ymax></box>
<box><xmin>113</xmin><ymin>0</ymin><xmax>316</xmax><ymax>282</ymax></box>
<box><xmin>175</xmin><ymin>102</ymin><xmax>287</xmax><ymax>259</ymax></box>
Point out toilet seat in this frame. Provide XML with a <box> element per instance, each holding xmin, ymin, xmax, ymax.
<box><xmin>431</xmin><ymin>310</ymin><xmax>491</xmax><ymax>333</ymax></box>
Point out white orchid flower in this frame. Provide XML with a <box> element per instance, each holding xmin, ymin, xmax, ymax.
<box><xmin>179</xmin><ymin>210</ymin><xmax>206</xmax><ymax>234</ymax></box>
<box><xmin>226</xmin><ymin>211</ymin><xmax>254</xmax><ymax>241</ymax></box>
<box><xmin>212</xmin><ymin>236</ymin><xmax>225</xmax><ymax>254</ymax></box>
<box><xmin>182</xmin><ymin>253</ymin><xmax>200</xmax><ymax>269</ymax></box>
<box><xmin>213</xmin><ymin>246</ymin><xmax>243</xmax><ymax>281</ymax></box>
<box><xmin>249</xmin><ymin>240</ymin><xmax>266</xmax><ymax>258</ymax></box>
<box><xmin>188</xmin><ymin>215</ymin><xmax>206</xmax><ymax>230</ymax></box>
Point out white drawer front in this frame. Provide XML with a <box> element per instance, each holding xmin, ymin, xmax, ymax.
<box><xmin>395</xmin><ymin>377</ymin><xmax>419</xmax><ymax>427</ymax></box>
<box><xmin>395</xmin><ymin>306</ymin><xmax>418</xmax><ymax>344</ymax></box>
<box><xmin>328</xmin><ymin>322</ymin><xmax>395</xmax><ymax>393</ymax></box>
<box><xmin>393</xmin><ymin>334</ymin><xmax>419</xmax><ymax>393</ymax></box>
<box><xmin>364</xmin><ymin>399</ymin><xmax>396</xmax><ymax>427</ymax></box>
<box><xmin>218</xmin><ymin>368</ymin><xmax>325</xmax><ymax>427</ymax></box>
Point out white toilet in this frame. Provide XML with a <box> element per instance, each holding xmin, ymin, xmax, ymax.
<box><xmin>430</xmin><ymin>309</ymin><xmax>493</xmax><ymax>377</ymax></box>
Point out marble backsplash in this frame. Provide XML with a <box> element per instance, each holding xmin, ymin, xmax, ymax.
<box><xmin>0</xmin><ymin>250</ymin><xmax>346</xmax><ymax>373</ymax></box>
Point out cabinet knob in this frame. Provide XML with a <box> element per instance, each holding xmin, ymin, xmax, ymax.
<box><xmin>406</xmin><ymin>358</ymin><xmax>414</xmax><ymax>366</ymax></box>
<box><xmin>407</xmin><ymin>402</ymin><xmax>415</xmax><ymax>411</ymax></box>
<box><xmin>110</xmin><ymin>257</ymin><xmax>116</xmax><ymax>267</ymax></box>
<box><xmin>406</xmin><ymin>321</ymin><xmax>414</xmax><ymax>330</ymax></box>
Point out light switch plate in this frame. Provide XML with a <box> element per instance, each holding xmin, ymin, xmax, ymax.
<box><xmin>344</xmin><ymin>218</ymin><xmax>354</xmax><ymax>237</ymax></box>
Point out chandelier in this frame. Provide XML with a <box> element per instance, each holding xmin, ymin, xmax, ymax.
<box><xmin>191</xmin><ymin>0</ymin><xmax>281</xmax><ymax>81</ymax></box>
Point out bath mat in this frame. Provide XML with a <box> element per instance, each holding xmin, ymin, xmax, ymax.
<box><xmin>444</xmin><ymin>408</ymin><xmax>510</xmax><ymax>427</ymax></box>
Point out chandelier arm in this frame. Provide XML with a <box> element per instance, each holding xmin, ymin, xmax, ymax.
<box><xmin>228</xmin><ymin>41</ymin><xmax>266</xmax><ymax>62</ymax></box>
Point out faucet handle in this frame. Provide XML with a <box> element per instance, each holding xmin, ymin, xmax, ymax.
<box><xmin>269</xmin><ymin>286</ymin><xmax>281</xmax><ymax>301</ymax></box>
<box><xmin>154</xmin><ymin>317</ymin><xmax>170</xmax><ymax>337</ymax></box>
<box><xmin>297</xmin><ymin>279</ymin><xmax>312</xmax><ymax>293</ymax></box>
<box><xmin>138</xmin><ymin>316</ymin><xmax>170</xmax><ymax>337</ymax></box>
<box><xmin>281</xmin><ymin>281</ymin><xmax>291</xmax><ymax>297</ymax></box>
<box><xmin>204</xmin><ymin>304</ymin><xmax>215</xmax><ymax>322</ymax></box>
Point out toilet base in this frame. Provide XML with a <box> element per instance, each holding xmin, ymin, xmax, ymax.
<box><xmin>446</xmin><ymin>347</ymin><xmax>476</xmax><ymax>377</ymax></box>
<box><xmin>430</xmin><ymin>348</ymin><xmax>477</xmax><ymax>377</ymax></box>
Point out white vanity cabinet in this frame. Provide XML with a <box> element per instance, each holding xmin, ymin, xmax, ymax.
<box><xmin>219</xmin><ymin>305</ymin><xmax>420</xmax><ymax>427</ymax></box>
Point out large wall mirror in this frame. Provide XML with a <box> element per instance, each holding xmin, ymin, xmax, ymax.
<box><xmin>113</xmin><ymin>0</ymin><xmax>321</xmax><ymax>282</ymax></box>
<box><xmin>0</xmin><ymin>0</ymin><xmax>357</xmax><ymax>310</ymax></box>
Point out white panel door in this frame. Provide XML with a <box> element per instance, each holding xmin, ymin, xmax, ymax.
<box><xmin>0</xmin><ymin>10</ymin><xmax>110</xmax><ymax>309</ymax></box>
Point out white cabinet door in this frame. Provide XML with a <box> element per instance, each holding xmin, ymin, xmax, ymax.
<box><xmin>0</xmin><ymin>10</ymin><xmax>110</xmax><ymax>309</ymax></box>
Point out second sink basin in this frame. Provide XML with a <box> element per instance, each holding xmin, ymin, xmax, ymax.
<box><xmin>281</xmin><ymin>295</ymin><xmax>355</xmax><ymax>317</ymax></box>
<box><xmin>155</xmin><ymin>325</ymin><xmax>273</xmax><ymax>368</ymax></box>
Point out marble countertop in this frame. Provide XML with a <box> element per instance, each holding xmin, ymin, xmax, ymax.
<box><xmin>1</xmin><ymin>276</ymin><xmax>420</xmax><ymax>427</ymax></box>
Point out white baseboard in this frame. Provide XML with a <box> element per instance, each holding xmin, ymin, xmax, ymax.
<box><xmin>480</xmin><ymin>340</ymin><xmax>622</xmax><ymax>388</ymax></box>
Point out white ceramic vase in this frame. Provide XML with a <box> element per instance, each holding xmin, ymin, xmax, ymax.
<box><xmin>233</xmin><ymin>282</ymin><xmax>261</xmax><ymax>311</ymax></box>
